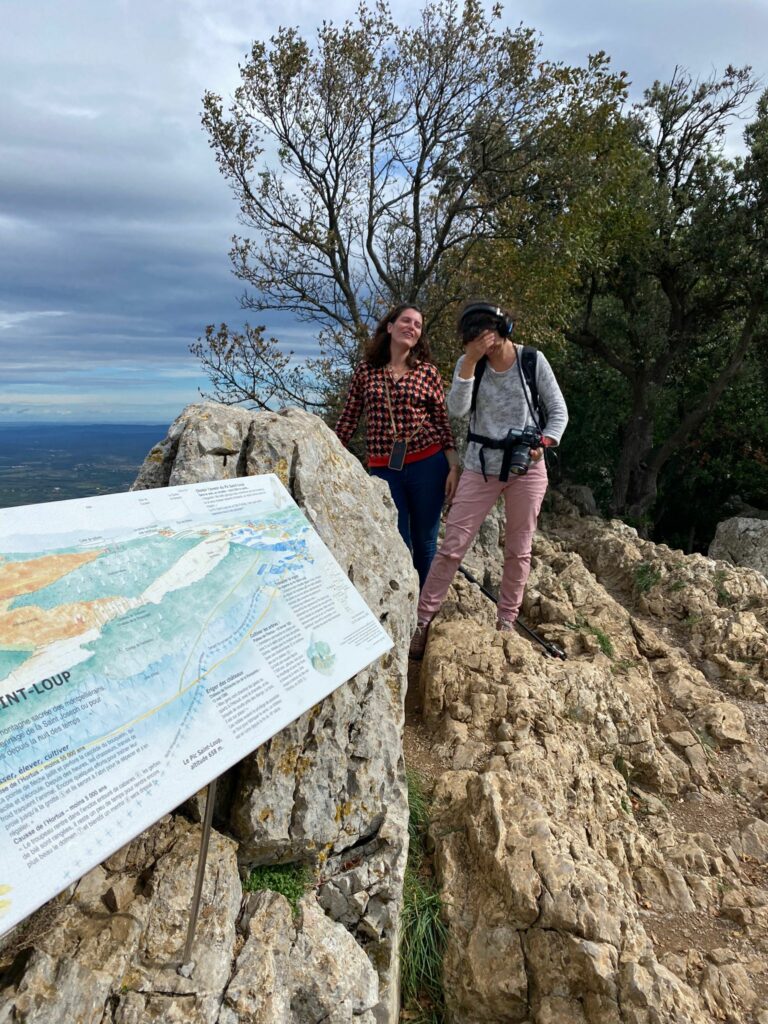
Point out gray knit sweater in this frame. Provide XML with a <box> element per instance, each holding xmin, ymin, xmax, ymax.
<box><xmin>447</xmin><ymin>347</ymin><xmax>568</xmax><ymax>478</ymax></box>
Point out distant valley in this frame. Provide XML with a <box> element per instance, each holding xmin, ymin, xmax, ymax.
<box><xmin>0</xmin><ymin>423</ymin><xmax>166</xmax><ymax>509</ymax></box>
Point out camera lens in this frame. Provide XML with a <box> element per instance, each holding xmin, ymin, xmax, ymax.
<box><xmin>507</xmin><ymin>443</ymin><xmax>532</xmax><ymax>476</ymax></box>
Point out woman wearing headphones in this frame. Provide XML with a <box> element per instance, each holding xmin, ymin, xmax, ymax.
<box><xmin>409</xmin><ymin>300</ymin><xmax>568</xmax><ymax>659</ymax></box>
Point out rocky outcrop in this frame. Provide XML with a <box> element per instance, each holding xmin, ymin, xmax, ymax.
<box><xmin>417</xmin><ymin>497</ymin><xmax>768</xmax><ymax>1023</ymax></box>
<box><xmin>222</xmin><ymin>891</ymin><xmax>379</xmax><ymax>1023</ymax></box>
<box><xmin>0</xmin><ymin>403</ymin><xmax>414</xmax><ymax>1024</ymax></box>
<box><xmin>5</xmin><ymin>403</ymin><xmax>768</xmax><ymax>1023</ymax></box>
<box><xmin>710</xmin><ymin>516</ymin><xmax>768</xmax><ymax>578</ymax></box>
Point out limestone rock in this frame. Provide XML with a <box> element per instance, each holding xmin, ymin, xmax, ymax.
<box><xmin>689</xmin><ymin>701</ymin><xmax>748</xmax><ymax>747</ymax></box>
<box><xmin>0</xmin><ymin>818</ymin><xmax>241</xmax><ymax>1024</ymax></box>
<box><xmin>430</xmin><ymin>772</ymin><xmax>710</xmax><ymax>1024</ymax></box>
<box><xmin>221</xmin><ymin>891</ymin><xmax>378</xmax><ymax>1023</ymax></box>
<box><xmin>543</xmin><ymin>510</ymin><xmax>768</xmax><ymax>698</ymax></box>
<box><xmin>0</xmin><ymin>951</ymin><xmax>110</xmax><ymax>1024</ymax></box>
<box><xmin>710</xmin><ymin>516</ymin><xmax>768</xmax><ymax>577</ymax></box>
<box><xmin>1</xmin><ymin>404</ymin><xmax>411</xmax><ymax>1024</ymax></box>
<box><xmin>418</xmin><ymin>499</ymin><xmax>768</xmax><ymax>1021</ymax></box>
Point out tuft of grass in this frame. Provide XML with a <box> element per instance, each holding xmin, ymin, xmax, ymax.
<box><xmin>564</xmin><ymin>616</ymin><xmax>614</xmax><ymax>659</ymax></box>
<box><xmin>401</xmin><ymin>871</ymin><xmax>448</xmax><ymax>1022</ymax></box>
<box><xmin>613</xmin><ymin>753</ymin><xmax>633</xmax><ymax>790</ymax></box>
<box><xmin>406</xmin><ymin>768</ymin><xmax>430</xmax><ymax>848</ymax></box>
<box><xmin>401</xmin><ymin>769</ymin><xmax>447</xmax><ymax>1024</ymax></box>
<box><xmin>634</xmin><ymin>562</ymin><xmax>662</xmax><ymax>594</ymax></box>
<box><xmin>713</xmin><ymin>569</ymin><xmax>735</xmax><ymax>607</ymax></box>
<box><xmin>694</xmin><ymin>729</ymin><xmax>721</xmax><ymax>756</ymax></box>
<box><xmin>243</xmin><ymin>863</ymin><xmax>312</xmax><ymax>915</ymax></box>
<box><xmin>590</xmin><ymin>624</ymin><xmax>615</xmax><ymax>659</ymax></box>
<box><xmin>610</xmin><ymin>657</ymin><xmax>636</xmax><ymax>676</ymax></box>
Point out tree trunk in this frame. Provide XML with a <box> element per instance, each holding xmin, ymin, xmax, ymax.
<box><xmin>610</xmin><ymin>383</ymin><xmax>656</xmax><ymax>528</ymax></box>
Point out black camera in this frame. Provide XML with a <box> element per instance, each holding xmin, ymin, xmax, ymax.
<box><xmin>504</xmin><ymin>426</ymin><xmax>542</xmax><ymax>476</ymax></box>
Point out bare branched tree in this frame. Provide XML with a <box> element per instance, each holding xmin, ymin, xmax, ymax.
<box><xmin>196</xmin><ymin>0</ymin><xmax>626</xmax><ymax>409</ymax></box>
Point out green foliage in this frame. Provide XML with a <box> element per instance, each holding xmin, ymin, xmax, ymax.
<box><xmin>401</xmin><ymin>872</ymin><xmax>448</xmax><ymax>1023</ymax></box>
<box><xmin>610</xmin><ymin>657</ymin><xmax>636</xmax><ymax>675</ymax></box>
<box><xmin>406</xmin><ymin>767</ymin><xmax>431</xmax><ymax>854</ymax></box>
<box><xmin>652</xmin><ymin>330</ymin><xmax>768</xmax><ymax>550</ymax></box>
<box><xmin>591</xmin><ymin>625</ymin><xmax>615</xmax><ymax>658</ymax></box>
<box><xmin>544</xmin><ymin>345</ymin><xmax>628</xmax><ymax>512</ymax></box>
<box><xmin>488</xmin><ymin>66</ymin><xmax>768</xmax><ymax>532</ymax></box>
<box><xmin>613</xmin><ymin>754</ymin><xmax>633</xmax><ymax>790</ymax></box>
<box><xmin>243</xmin><ymin>863</ymin><xmax>312</xmax><ymax>915</ymax></box>
<box><xmin>667</xmin><ymin>577</ymin><xmax>688</xmax><ymax>592</ymax></box>
<box><xmin>401</xmin><ymin>769</ymin><xmax>447</xmax><ymax>1023</ymax></box>
<box><xmin>633</xmin><ymin>562</ymin><xmax>662</xmax><ymax>594</ymax></box>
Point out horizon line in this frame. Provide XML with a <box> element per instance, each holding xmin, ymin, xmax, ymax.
<box><xmin>0</xmin><ymin>421</ymin><xmax>170</xmax><ymax>427</ymax></box>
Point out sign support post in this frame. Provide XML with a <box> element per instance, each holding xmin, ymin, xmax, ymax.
<box><xmin>178</xmin><ymin>776</ymin><xmax>219</xmax><ymax>974</ymax></box>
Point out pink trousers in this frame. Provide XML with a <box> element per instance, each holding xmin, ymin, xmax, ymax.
<box><xmin>416</xmin><ymin>462</ymin><xmax>548</xmax><ymax>624</ymax></box>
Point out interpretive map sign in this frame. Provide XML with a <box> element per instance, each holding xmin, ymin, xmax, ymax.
<box><xmin>0</xmin><ymin>475</ymin><xmax>392</xmax><ymax>935</ymax></box>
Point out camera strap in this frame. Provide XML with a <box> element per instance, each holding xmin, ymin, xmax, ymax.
<box><xmin>383</xmin><ymin>371</ymin><xmax>426</xmax><ymax>456</ymax></box>
<box><xmin>465</xmin><ymin>431</ymin><xmax>521</xmax><ymax>482</ymax></box>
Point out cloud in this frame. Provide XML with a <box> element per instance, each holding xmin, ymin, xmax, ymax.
<box><xmin>0</xmin><ymin>0</ymin><xmax>765</xmax><ymax>423</ymax></box>
<box><xmin>0</xmin><ymin>310</ymin><xmax>68</xmax><ymax>331</ymax></box>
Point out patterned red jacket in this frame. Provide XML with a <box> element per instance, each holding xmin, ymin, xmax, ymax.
<box><xmin>335</xmin><ymin>360</ymin><xmax>456</xmax><ymax>467</ymax></box>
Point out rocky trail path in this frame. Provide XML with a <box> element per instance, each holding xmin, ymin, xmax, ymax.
<box><xmin>400</xmin><ymin>501</ymin><xmax>768</xmax><ymax>1023</ymax></box>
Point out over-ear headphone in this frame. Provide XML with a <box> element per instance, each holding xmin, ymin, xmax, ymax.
<box><xmin>459</xmin><ymin>302</ymin><xmax>515</xmax><ymax>340</ymax></box>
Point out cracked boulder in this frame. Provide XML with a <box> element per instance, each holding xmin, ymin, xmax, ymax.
<box><xmin>710</xmin><ymin>516</ymin><xmax>768</xmax><ymax>578</ymax></box>
<box><xmin>221</xmin><ymin>891</ymin><xmax>378</xmax><ymax>1023</ymax></box>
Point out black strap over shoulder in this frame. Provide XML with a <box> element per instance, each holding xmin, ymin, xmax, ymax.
<box><xmin>470</xmin><ymin>355</ymin><xmax>488</xmax><ymax>414</ymax></box>
<box><xmin>520</xmin><ymin>346</ymin><xmax>540</xmax><ymax>423</ymax></box>
<box><xmin>469</xmin><ymin>346</ymin><xmax>540</xmax><ymax>419</ymax></box>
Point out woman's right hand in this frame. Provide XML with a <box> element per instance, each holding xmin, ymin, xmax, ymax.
<box><xmin>460</xmin><ymin>330</ymin><xmax>497</xmax><ymax>375</ymax></box>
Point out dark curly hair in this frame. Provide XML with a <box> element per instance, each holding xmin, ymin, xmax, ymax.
<box><xmin>365</xmin><ymin>303</ymin><xmax>433</xmax><ymax>368</ymax></box>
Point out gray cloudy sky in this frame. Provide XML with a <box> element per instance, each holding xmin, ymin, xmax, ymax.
<box><xmin>1</xmin><ymin>0</ymin><xmax>765</xmax><ymax>424</ymax></box>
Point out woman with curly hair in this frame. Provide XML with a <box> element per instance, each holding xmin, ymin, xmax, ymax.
<box><xmin>335</xmin><ymin>304</ymin><xmax>459</xmax><ymax>587</ymax></box>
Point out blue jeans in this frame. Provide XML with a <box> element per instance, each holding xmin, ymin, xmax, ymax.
<box><xmin>371</xmin><ymin>450</ymin><xmax>449</xmax><ymax>588</ymax></box>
